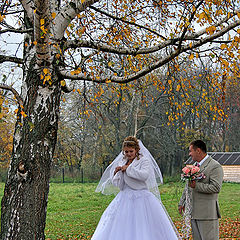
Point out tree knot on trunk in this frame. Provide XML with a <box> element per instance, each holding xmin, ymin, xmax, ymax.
<box><xmin>17</xmin><ymin>163</ymin><xmax>28</xmax><ymax>181</ymax></box>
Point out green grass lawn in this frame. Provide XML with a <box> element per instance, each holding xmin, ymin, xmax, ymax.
<box><xmin>0</xmin><ymin>182</ymin><xmax>239</xmax><ymax>239</ymax></box>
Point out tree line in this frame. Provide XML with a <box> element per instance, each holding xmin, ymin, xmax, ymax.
<box><xmin>53</xmin><ymin>60</ymin><xmax>240</xmax><ymax>180</ymax></box>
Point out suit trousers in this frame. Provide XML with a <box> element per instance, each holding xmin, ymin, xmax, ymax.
<box><xmin>191</xmin><ymin>219</ymin><xmax>219</xmax><ymax>240</ymax></box>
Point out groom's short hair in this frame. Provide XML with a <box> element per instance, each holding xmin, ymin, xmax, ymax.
<box><xmin>190</xmin><ymin>140</ymin><xmax>207</xmax><ymax>153</ymax></box>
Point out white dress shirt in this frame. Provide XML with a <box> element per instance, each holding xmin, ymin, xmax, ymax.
<box><xmin>198</xmin><ymin>154</ymin><xmax>209</xmax><ymax>166</ymax></box>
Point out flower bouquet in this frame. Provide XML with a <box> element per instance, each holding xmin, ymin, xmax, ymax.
<box><xmin>181</xmin><ymin>165</ymin><xmax>205</xmax><ymax>182</ymax></box>
<box><xmin>180</xmin><ymin>164</ymin><xmax>206</xmax><ymax>238</ymax></box>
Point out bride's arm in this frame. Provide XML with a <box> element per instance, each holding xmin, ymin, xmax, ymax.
<box><xmin>112</xmin><ymin>168</ymin><xmax>124</xmax><ymax>189</ymax></box>
<box><xmin>125</xmin><ymin>157</ymin><xmax>150</xmax><ymax>181</ymax></box>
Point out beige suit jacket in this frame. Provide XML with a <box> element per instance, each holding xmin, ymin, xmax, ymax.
<box><xmin>179</xmin><ymin>156</ymin><xmax>224</xmax><ymax>220</ymax></box>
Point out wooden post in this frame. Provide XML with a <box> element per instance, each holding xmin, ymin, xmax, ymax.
<box><xmin>62</xmin><ymin>167</ymin><xmax>65</xmax><ymax>183</ymax></box>
<box><xmin>81</xmin><ymin>168</ymin><xmax>84</xmax><ymax>183</ymax></box>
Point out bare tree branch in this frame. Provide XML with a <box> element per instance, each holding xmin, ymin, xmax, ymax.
<box><xmin>0</xmin><ymin>83</ymin><xmax>23</xmax><ymax>106</ymax></box>
<box><xmin>0</xmin><ymin>28</ymin><xmax>33</xmax><ymax>34</ymax></box>
<box><xmin>191</xmin><ymin>19</ymin><xmax>240</xmax><ymax>49</ymax></box>
<box><xmin>177</xmin><ymin>0</ymin><xmax>204</xmax><ymax>50</ymax></box>
<box><xmin>0</xmin><ymin>55</ymin><xmax>23</xmax><ymax>64</ymax></box>
<box><xmin>59</xmin><ymin>48</ymin><xmax>179</xmax><ymax>83</ymax></box>
<box><xmin>3</xmin><ymin>10</ymin><xmax>24</xmax><ymax>15</ymax></box>
<box><xmin>63</xmin><ymin>38</ymin><xmax>176</xmax><ymax>55</ymax></box>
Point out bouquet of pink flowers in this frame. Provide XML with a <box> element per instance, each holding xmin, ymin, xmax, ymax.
<box><xmin>181</xmin><ymin>165</ymin><xmax>206</xmax><ymax>181</ymax></box>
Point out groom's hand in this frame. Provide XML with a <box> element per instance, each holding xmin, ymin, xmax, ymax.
<box><xmin>178</xmin><ymin>205</ymin><xmax>185</xmax><ymax>215</ymax></box>
<box><xmin>189</xmin><ymin>180</ymin><xmax>196</xmax><ymax>188</ymax></box>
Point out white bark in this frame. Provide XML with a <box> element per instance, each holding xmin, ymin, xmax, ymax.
<box><xmin>54</xmin><ymin>0</ymin><xmax>100</xmax><ymax>40</ymax></box>
<box><xmin>20</xmin><ymin>0</ymin><xmax>34</xmax><ymax>22</ymax></box>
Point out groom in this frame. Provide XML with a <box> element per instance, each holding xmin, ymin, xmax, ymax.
<box><xmin>178</xmin><ymin>140</ymin><xmax>224</xmax><ymax>240</ymax></box>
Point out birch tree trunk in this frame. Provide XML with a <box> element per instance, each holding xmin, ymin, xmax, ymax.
<box><xmin>1</xmin><ymin>0</ymin><xmax>100</xmax><ymax>237</ymax></box>
<box><xmin>1</xmin><ymin>0</ymin><xmax>62</xmax><ymax>237</ymax></box>
<box><xmin>1</xmin><ymin>59</ymin><xmax>61</xmax><ymax>239</ymax></box>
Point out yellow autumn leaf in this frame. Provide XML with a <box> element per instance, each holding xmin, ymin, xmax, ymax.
<box><xmin>0</xmin><ymin>14</ymin><xmax>5</xmax><ymax>22</ymax></box>
<box><xmin>43</xmin><ymin>68</ymin><xmax>49</xmax><ymax>74</ymax></box>
<box><xmin>176</xmin><ymin>84</ymin><xmax>181</xmax><ymax>91</ymax></box>
<box><xmin>206</xmin><ymin>26</ymin><xmax>216</xmax><ymax>35</ymax></box>
<box><xmin>198</xmin><ymin>12</ymin><xmax>205</xmax><ymax>20</ymax></box>
<box><xmin>220</xmin><ymin>44</ymin><xmax>227</xmax><ymax>50</ymax></box>
<box><xmin>20</xmin><ymin>111</ymin><xmax>27</xmax><ymax>118</ymax></box>
<box><xmin>40</xmin><ymin>19</ymin><xmax>45</xmax><ymax>25</ymax></box>
<box><xmin>237</xmin><ymin>12</ymin><xmax>240</xmax><ymax>19</ymax></box>
<box><xmin>60</xmin><ymin>80</ymin><xmax>66</xmax><ymax>86</ymax></box>
<box><xmin>45</xmin><ymin>75</ymin><xmax>51</xmax><ymax>81</ymax></box>
<box><xmin>51</xmin><ymin>12</ymin><xmax>56</xmax><ymax>19</ymax></box>
<box><xmin>189</xmin><ymin>54</ymin><xmax>194</xmax><ymax>60</ymax></box>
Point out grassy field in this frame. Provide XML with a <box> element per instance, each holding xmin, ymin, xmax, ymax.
<box><xmin>0</xmin><ymin>182</ymin><xmax>239</xmax><ymax>239</ymax></box>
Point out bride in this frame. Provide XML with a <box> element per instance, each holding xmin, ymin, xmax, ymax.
<box><xmin>91</xmin><ymin>136</ymin><xmax>180</xmax><ymax>240</ymax></box>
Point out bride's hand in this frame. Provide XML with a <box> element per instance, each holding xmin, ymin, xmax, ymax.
<box><xmin>114</xmin><ymin>166</ymin><xmax>122</xmax><ymax>175</ymax></box>
<box><xmin>121</xmin><ymin>165</ymin><xmax>128</xmax><ymax>172</ymax></box>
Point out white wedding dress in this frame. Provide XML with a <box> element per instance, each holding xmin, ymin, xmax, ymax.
<box><xmin>91</xmin><ymin>183</ymin><xmax>179</xmax><ymax>240</ymax></box>
<box><xmin>92</xmin><ymin>155</ymin><xmax>179</xmax><ymax>240</ymax></box>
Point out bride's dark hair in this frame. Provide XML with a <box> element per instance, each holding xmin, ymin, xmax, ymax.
<box><xmin>122</xmin><ymin>136</ymin><xmax>140</xmax><ymax>159</ymax></box>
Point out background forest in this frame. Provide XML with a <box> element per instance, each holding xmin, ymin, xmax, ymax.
<box><xmin>1</xmin><ymin>61</ymin><xmax>239</xmax><ymax>182</ymax></box>
<box><xmin>49</xmin><ymin>61</ymin><xmax>240</xmax><ymax>181</ymax></box>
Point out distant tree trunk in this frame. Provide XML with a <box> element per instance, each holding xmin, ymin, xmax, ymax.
<box><xmin>78</xmin><ymin>144</ymin><xmax>84</xmax><ymax>170</ymax></box>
